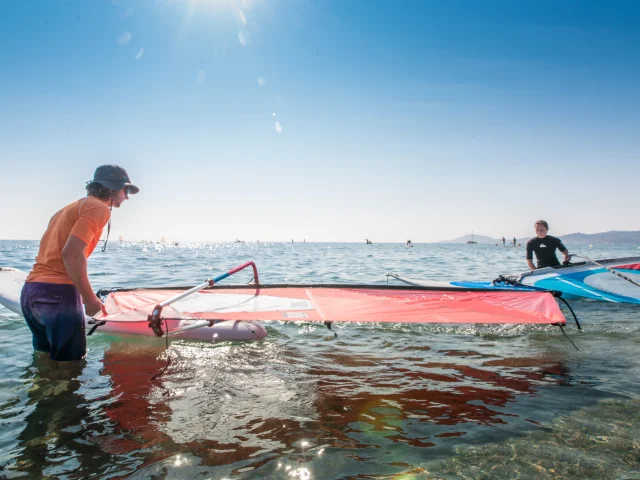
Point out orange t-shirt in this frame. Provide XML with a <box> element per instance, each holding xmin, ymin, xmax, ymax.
<box><xmin>27</xmin><ymin>196</ymin><xmax>111</xmax><ymax>284</ymax></box>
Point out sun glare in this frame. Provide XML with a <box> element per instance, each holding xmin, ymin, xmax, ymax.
<box><xmin>182</xmin><ymin>0</ymin><xmax>257</xmax><ymax>26</ymax></box>
<box><xmin>186</xmin><ymin>0</ymin><xmax>234</xmax><ymax>12</ymax></box>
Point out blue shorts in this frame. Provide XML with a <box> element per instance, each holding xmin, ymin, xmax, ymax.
<box><xmin>20</xmin><ymin>282</ymin><xmax>86</xmax><ymax>361</ymax></box>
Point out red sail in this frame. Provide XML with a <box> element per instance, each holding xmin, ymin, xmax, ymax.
<box><xmin>99</xmin><ymin>284</ymin><xmax>565</xmax><ymax>326</ymax></box>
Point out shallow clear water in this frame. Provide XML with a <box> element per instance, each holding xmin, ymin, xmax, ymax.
<box><xmin>1</xmin><ymin>240</ymin><xmax>639</xmax><ymax>479</ymax></box>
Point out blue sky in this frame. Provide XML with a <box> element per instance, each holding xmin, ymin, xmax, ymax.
<box><xmin>1</xmin><ymin>0</ymin><xmax>639</xmax><ymax>242</ymax></box>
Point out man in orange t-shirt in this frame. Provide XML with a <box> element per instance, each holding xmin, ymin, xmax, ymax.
<box><xmin>20</xmin><ymin>165</ymin><xmax>139</xmax><ymax>361</ymax></box>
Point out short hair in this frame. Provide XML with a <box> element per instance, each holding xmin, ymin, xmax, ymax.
<box><xmin>86</xmin><ymin>182</ymin><xmax>117</xmax><ymax>201</ymax></box>
<box><xmin>534</xmin><ymin>220</ymin><xmax>549</xmax><ymax>230</ymax></box>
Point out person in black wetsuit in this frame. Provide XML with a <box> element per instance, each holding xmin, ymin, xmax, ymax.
<box><xmin>526</xmin><ymin>220</ymin><xmax>570</xmax><ymax>270</ymax></box>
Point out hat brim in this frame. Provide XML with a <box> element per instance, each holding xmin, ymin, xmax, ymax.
<box><xmin>91</xmin><ymin>180</ymin><xmax>139</xmax><ymax>194</ymax></box>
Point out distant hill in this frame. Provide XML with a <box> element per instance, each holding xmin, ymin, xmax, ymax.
<box><xmin>440</xmin><ymin>230</ymin><xmax>640</xmax><ymax>245</ymax></box>
<box><xmin>560</xmin><ymin>230</ymin><xmax>640</xmax><ymax>245</ymax></box>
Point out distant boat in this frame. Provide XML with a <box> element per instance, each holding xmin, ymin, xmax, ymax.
<box><xmin>467</xmin><ymin>231</ymin><xmax>477</xmax><ymax>244</ymax></box>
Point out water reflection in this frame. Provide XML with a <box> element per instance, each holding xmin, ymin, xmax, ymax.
<box><xmin>86</xmin><ymin>331</ymin><xmax>573</xmax><ymax>477</ymax></box>
<box><xmin>11</xmin><ymin>355</ymin><xmax>110</xmax><ymax>478</ymax></box>
<box><xmin>95</xmin><ymin>342</ymin><xmax>175</xmax><ymax>461</ymax></box>
<box><xmin>3</xmin><ymin>316</ymin><xmax>633</xmax><ymax>478</ymax></box>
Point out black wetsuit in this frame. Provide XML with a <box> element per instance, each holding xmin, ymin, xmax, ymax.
<box><xmin>526</xmin><ymin>235</ymin><xmax>567</xmax><ymax>268</ymax></box>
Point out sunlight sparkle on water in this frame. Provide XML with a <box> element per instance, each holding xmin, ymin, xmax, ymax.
<box><xmin>289</xmin><ymin>467</ymin><xmax>311</xmax><ymax>479</ymax></box>
<box><xmin>173</xmin><ymin>454</ymin><xmax>190</xmax><ymax>466</ymax></box>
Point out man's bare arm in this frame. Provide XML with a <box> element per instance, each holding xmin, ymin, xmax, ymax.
<box><xmin>62</xmin><ymin>236</ymin><xmax>105</xmax><ymax>316</ymax></box>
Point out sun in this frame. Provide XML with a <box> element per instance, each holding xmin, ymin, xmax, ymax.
<box><xmin>186</xmin><ymin>0</ymin><xmax>234</xmax><ymax>12</ymax></box>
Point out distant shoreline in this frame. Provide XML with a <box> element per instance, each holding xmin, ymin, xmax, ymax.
<box><xmin>2</xmin><ymin>237</ymin><xmax>639</xmax><ymax>246</ymax></box>
<box><xmin>440</xmin><ymin>230</ymin><xmax>640</xmax><ymax>245</ymax></box>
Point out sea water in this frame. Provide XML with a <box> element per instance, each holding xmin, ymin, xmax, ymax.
<box><xmin>0</xmin><ymin>240</ymin><xmax>638</xmax><ymax>479</ymax></box>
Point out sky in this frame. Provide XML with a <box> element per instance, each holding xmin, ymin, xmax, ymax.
<box><xmin>1</xmin><ymin>0</ymin><xmax>639</xmax><ymax>243</ymax></box>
